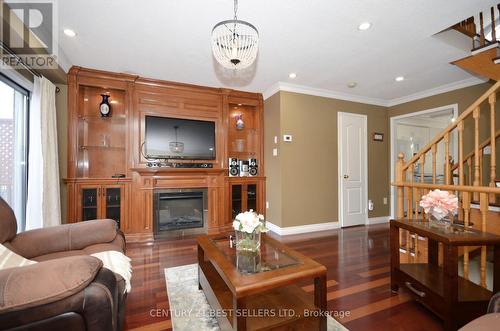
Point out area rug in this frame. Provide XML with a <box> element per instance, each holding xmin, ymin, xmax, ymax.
<box><xmin>165</xmin><ymin>264</ymin><xmax>348</xmax><ymax>331</ymax></box>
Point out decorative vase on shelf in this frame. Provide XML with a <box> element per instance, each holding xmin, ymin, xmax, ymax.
<box><xmin>419</xmin><ymin>189</ymin><xmax>458</xmax><ymax>228</ymax></box>
<box><xmin>236</xmin><ymin>114</ymin><xmax>245</xmax><ymax>130</ymax></box>
<box><xmin>232</xmin><ymin>210</ymin><xmax>268</xmax><ymax>253</ymax></box>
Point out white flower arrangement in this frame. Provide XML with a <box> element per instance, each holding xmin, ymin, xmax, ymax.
<box><xmin>232</xmin><ymin>210</ymin><xmax>268</xmax><ymax>234</ymax></box>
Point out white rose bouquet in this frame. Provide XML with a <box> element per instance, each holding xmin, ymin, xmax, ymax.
<box><xmin>232</xmin><ymin>210</ymin><xmax>268</xmax><ymax>252</ymax></box>
<box><xmin>232</xmin><ymin>210</ymin><xmax>268</xmax><ymax>234</ymax></box>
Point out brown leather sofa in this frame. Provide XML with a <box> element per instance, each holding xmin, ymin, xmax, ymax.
<box><xmin>459</xmin><ymin>291</ymin><xmax>500</xmax><ymax>330</ymax></box>
<box><xmin>0</xmin><ymin>198</ymin><xmax>127</xmax><ymax>331</ymax></box>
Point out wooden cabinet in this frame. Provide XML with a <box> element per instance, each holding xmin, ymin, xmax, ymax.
<box><xmin>75</xmin><ymin>182</ymin><xmax>128</xmax><ymax>228</ymax></box>
<box><xmin>66</xmin><ymin>67</ymin><xmax>265</xmax><ymax>239</ymax></box>
<box><xmin>227</xmin><ymin>178</ymin><xmax>265</xmax><ymax>222</ymax></box>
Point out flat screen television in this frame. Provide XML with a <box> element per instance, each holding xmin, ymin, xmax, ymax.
<box><xmin>145</xmin><ymin>116</ymin><xmax>216</xmax><ymax>160</ymax></box>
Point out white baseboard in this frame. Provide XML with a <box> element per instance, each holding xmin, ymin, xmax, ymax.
<box><xmin>266</xmin><ymin>221</ymin><xmax>340</xmax><ymax>236</ymax></box>
<box><xmin>367</xmin><ymin>216</ymin><xmax>390</xmax><ymax>225</ymax></box>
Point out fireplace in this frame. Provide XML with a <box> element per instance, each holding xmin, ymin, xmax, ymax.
<box><xmin>153</xmin><ymin>188</ymin><xmax>208</xmax><ymax>238</ymax></box>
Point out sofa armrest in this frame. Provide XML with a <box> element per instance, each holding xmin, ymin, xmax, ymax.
<box><xmin>0</xmin><ymin>256</ymin><xmax>102</xmax><ymax>313</ymax></box>
<box><xmin>9</xmin><ymin>219</ymin><xmax>119</xmax><ymax>259</ymax></box>
<box><xmin>488</xmin><ymin>291</ymin><xmax>500</xmax><ymax>313</ymax></box>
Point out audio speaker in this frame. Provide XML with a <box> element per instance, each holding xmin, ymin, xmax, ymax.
<box><xmin>239</xmin><ymin>160</ymin><xmax>249</xmax><ymax>177</ymax></box>
<box><xmin>248</xmin><ymin>158</ymin><xmax>258</xmax><ymax>176</ymax></box>
<box><xmin>228</xmin><ymin>158</ymin><xmax>239</xmax><ymax>176</ymax></box>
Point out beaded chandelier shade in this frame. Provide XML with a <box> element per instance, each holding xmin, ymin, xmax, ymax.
<box><xmin>211</xmin><ymin>0</ymin><xmax>259</xmax><ymax>70</ymax></box>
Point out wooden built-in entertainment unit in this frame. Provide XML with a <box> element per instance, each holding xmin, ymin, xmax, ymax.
<box><xmin>65</xmin><ymin>67</ymin><xmax>265</xmax><ymax>241</ymax></box>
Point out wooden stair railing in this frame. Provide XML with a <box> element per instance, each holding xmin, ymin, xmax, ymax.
<box><xmin>392</xmin><ymin>80</ymin><xmax>500</xmax><ymax>290</ymax></box>
<box><xmin>452</xmin><ymin>4</ymin><xmax>500</xmax><ymax>49</ymax></box>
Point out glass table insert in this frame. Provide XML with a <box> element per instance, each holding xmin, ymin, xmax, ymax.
<box><xmin>210</xmin><ymin>235</ymin><xmax>302</xmax><ymax>274</ymax></box>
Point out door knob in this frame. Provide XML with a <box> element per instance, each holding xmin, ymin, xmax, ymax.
<box><xmin>343</xmin><ymin>174</ymin><xmax>349</xmax><ymax>179</ymax></box>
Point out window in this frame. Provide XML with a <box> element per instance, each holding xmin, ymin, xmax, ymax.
<box><xmin>0</xmin><ymin>75</ymin><xmax>29</xmax><ymax>231</ymax></box>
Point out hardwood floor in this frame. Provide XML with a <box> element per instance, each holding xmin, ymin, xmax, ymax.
<box><xmin>124</xmin><ymin>224</ymin><xmax>444</xmax><ymax>331</ymax></box>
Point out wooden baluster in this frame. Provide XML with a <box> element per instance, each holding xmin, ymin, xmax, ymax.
<box><xmin>467</xmin><ymin>157</ymin><xmax>473</xmax><ymax>186</ymax></box>
<box><xmin>490</xmin><ymin>93</ymin><xmax>497</xmax><ymax>203</ymax></box>
<box><xmin>480</xmin><ymin>12</ymin><xmax>485</xmax><ymax>46</ymax></box>
<box><xmin>418</xmin><ymin>153</ymin><xmax>425</xmax><ymax>219</ymax></box>
<box><xmin>462</xmin><ymin>192</ymin><xmax>471</xmax><ymax>280</ymax></box>
<box><xmin>414</xmin><ymin>156</ymin><xmax>425</xmax><ymax>262</ymax></box>
<box><xmin>444</xmin><ymin>133</ymin><xmax>451</xmax><ymax>185</ymax></box>
<box><xmin>458</xmin><ymin>121</ymin><xmax>465</xmax><ymax>219</ymax></box>
<box><xmin>479</xmin><ymin>149</ymin><xmax>484</xmax><ymax>186</ymax></box>
<box><xmin>432</xmin><ymin>144</ymin><xmax>437</xmax><ymax>184</ymax></box>
<box><xmin>408</xmin><ymin>164</ymin><xmax>414</xmax><ymax>220</ymax></box>
<box><xmin>396</xmin><ymin>153</ymin><xmax>405</xmax><ymax>219</ymax></box>
<box><xmin>473</xmin><ymin>108</ymin><xmax>481</xmax><ymax>201</ymax></box>
<box><xmin>458</xmin><ymin>122</ymin><xmax>465</xmax><ymax>186</ymax></box>
<box><xmin>492</xmin><ymin>7</ymin><xmax>497</xmax><ymax>42</ymax></box>
<box><xmin>480</xmin><ymin>193</ymin><xmax>488</xmax><ymax>287</ymax></box>
<box><xmin>396</xmin><ymin>153</ymin><xmax>405</xmax><ymax>249</ymax></box>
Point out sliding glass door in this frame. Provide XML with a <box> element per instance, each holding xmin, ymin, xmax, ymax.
<box><xmin>0</xmin><ymin>75</ymin><xmax>29</xmax><ymax>231</ymax></box>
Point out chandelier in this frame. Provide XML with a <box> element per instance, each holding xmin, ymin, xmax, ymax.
<box><xmin>169</xmin><ymin>126</ymin><xmax>184</xmax><ymax>154</ymax></box>
<box><xmin>211</xmin><ymin>0</ymin><xmax>259</xmax><ymax>70</ymax></box>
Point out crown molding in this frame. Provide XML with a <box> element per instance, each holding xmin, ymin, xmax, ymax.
<box><xmin>263</xmin><ymin>82</ymin><xmax>388</xmax><ymax>107</ymax></box>
<box><xmin>262</xmin><ymin>82</ymin><xmax>281</xmax><ymax>100</ymax></box>
<box><xmin>385</xmin><ymin>77</ymin><xmax>487</xmax><ymax>107</ymax></box>
<box><xmin>262</xmin><ymin>77</ymin><xmax>487</xmax><ymax>108</ymax></box>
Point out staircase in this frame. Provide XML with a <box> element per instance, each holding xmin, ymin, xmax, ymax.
<box><xmin>392</xmin><ymin>80</ymin><xmax>500</xmax><ymax>290</ymax></box>
<box><xmin>452</xmin><ymin>4</ymin><xmax>500</xmax><ymax>80</ymax></box>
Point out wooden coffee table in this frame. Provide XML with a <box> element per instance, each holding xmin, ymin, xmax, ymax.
<box><xmin>197</xmin><ymin>233</ymin><xmax>328</xmax><ymax>331</ymax></box>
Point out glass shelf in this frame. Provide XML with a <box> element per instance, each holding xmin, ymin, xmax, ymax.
<box><xmin>78</xmin><ymin>115</ymin><xmax>126</xmax><ymax>123</ymax></box>
<box><xmin>80</xmin><ymin>145</ymin><xmax>125</xmax><ymax>151</ymax></box>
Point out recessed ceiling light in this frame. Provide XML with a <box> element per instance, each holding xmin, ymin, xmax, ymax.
<box><xmin>395</xmin><ymin>76</ymin><xmax>405</xmax><ymax>82</ymax></box>
<box><xmin>347</xmin><ymin>82</ymin><xmax>357</xmax><ymax>88</ymax></box>
<box><xmin>358</xmin><ymin>22</ymin><xmax>372</xmax><ymax>31</ymax></box>
<box><xmin>451</xmin><ymin>117</ymin><xmax>456</xmax><ymax>123</ymax></box>
<box><xmin>64</xmin><ymin>28</ymin><xmax>76</xmax><ymax>37</ymax></box>
<box><xmin>237</xmin><ymin>103</ymin><xmax>242</xmax><ymax>106</ymax></box>
<box><xmin>289</xmin><ymin>73</ymin><xmax>297</xmax><ymax>79</ymax></box>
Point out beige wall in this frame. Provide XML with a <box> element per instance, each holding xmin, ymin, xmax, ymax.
<box><xmin>265</xmin><ymin>91</ymin><xmax>390</xmax><ymax>228</ymax></box>
<box><xmin>263</xmin><ymin>93</ymin><xmax>282</xmax><ymax>226</ymax></box>
<box><xmin>55</xmin><ymin>85</ymin><xmax>68</xmax><ymax>222</ymax></box>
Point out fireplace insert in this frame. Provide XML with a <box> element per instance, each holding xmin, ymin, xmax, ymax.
<box><xmin>153</xmin><ymin>188</ymin><xmax>208</xmax><ymax>238</ymax></box>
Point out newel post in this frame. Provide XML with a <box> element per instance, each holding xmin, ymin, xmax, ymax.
<box><xmin>396</xmin><ymin>153</ymin><xmax>406</xmax><ymax>219</ymax></box>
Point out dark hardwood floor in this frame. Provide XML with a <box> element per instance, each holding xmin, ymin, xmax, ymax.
<box><xmin>124</xmin><ymin>224</ymin><xmax>444</xmax><ymax>331</ymax></box>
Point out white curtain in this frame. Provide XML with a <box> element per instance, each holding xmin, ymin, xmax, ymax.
<box><xmin>26</xmin><ymin>76</ymin><xmax>61</xmax><ymax>230</ymax></box>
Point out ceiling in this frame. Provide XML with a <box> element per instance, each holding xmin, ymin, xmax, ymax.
<box><xmin>57</xmin><ymin>0</ymin><xmax>497</xmax><ymax>105</ymax></box>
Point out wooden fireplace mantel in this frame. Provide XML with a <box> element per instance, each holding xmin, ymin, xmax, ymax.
<box><xmin>65</xmin><ymin>66</ymin><xmax>265</xmax><ymax>242</ymax></box>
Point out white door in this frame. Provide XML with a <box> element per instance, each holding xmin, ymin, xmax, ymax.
<box><xmin>338</xmin><ymin>112</ymin><xmax>367</xmax><ymax>227</ymax></box>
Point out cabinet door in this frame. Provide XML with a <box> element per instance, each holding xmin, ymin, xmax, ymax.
<box><xmin>231</xmin><ymin>184</ymin><xmax>243</xmax><ymax>220</ymax></box>
<box><xmin>247</xmin><ymin>183</ymin><xmax>258</xmax><ymax>212</ymax></box>
<box><xmin>103</xmin><ymin>185</ymin><xmax>124</xmax><ymax>229</ymax></box>
<box><xmin>78</xmin><ymin>186</ymin><xmax>100</xmax><ymax>222</ymax></box>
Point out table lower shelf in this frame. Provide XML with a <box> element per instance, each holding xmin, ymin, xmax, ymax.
<box><xmin>394</xmin><ymin>263</ymin><xmax>492</xmax><ymax>327</ymax></box>
<box><xmin>199</xmin><ymin>261</ymin><xmax>322</xmax><ymax>331</ymax></box>
<box><xmin>398</xmin><ymin>264</ymin><xmax>492</xmax><ymax>302</ymax></box>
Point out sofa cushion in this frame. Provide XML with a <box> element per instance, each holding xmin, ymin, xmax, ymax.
<box><xmin>0</xmin><ymin>256</ymin><xmax>102</xmax><ymax>313</ymax></box>
<box><xmin>31</xmin><ymin>250</ymin><xmax>86</xmax><ymax>262</ymax></box>
<box><xmin>0</xmin><ymin>198</ymin><xmax>17</xmax><ymax>244</ymax></box>
<box><xmin>459</xmin><ymin>313</ymin><xmax>500</xmax><ymax>330</ymax></box>
<box><xmin>9</xmin><ymin>219</ymin><xmax>119</xmax><ymax>259</ymax></box>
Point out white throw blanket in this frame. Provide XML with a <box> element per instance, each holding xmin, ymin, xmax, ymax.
<box><xmin>91</xmin><ymin>251</ymin><xmax>132</xmax><ymax>293</ymax></box>
<box><xmin>0</xmin><ymin>244</ymin><xmax>132</xmax><ymax>293</ymax></box>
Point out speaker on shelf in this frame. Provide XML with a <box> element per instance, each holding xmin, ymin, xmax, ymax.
<box><xmin>228</xmin><ymin>158</ymin><xmax>239</xmax><ymax>176</ymax></box>
<box><xmin>248</xmin><ymin>158</ymin><xmax>258</xmax><ymax>176</ymax></box>
<box><xmin>239</xmin><ymin>160</ymin><xmax>249</xmax><ymax>177</ymax></box>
